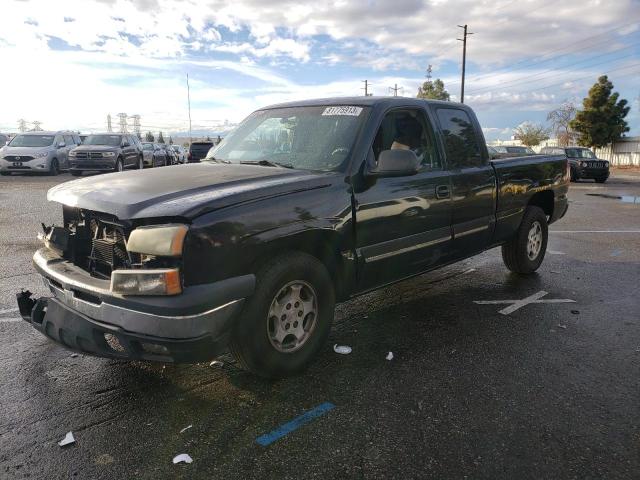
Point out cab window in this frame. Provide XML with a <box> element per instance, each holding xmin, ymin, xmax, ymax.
<box><xmin>372</xmin><ymin>108</ymin><xmax>441</xmax><ymax>171</ymax></box>
<box><xmin>436</xmin><ymin>108</ymin><xmax>483</xmax><ymax>168</ymax></box>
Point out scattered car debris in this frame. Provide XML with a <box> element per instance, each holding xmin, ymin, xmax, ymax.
<box><xmin>173</xmin><ymin>454</ymin><xmax>193</xmax><ymax>464</ymax></box>
<box><xmin>179</xmin><ymin>425</ymin><xmax>193</xmax><ymax>434</ymax></box>
<box><xmin>209</xmin><ymin>360</ymin><xmax>224</xmax><ymax>367</ymax></box>
<box><xmin>571</xmin><ymin>310</ymin><xmax>580</xmax><ymax>314</ymax></box>
<box><xmin>58</xmin><ymin>432</ymin><xmax>75</xmax><ymax>447</ymax></box>
<box><xmin>557</xmin><ymin>324</ymin><xmax>567</xmax><ymax>329</ymax></box>
<box><xmin>70</xmin><ymin>353</ymin><xmax>78</xmax><ymax>358</ymax></box>
<box><xmin>386</xmin><ymin>352</ymin><xmax>394</xmax><ymax>361</ymax></box>
<box><xmin>550</xmin><ymin>270</ymin><xmax>561</xmax><ymax>274</ymax></box>
<box><xmin>333</xmin><ymin>344</ymin><xmax>352</xmax><ymax>355</ymax></box>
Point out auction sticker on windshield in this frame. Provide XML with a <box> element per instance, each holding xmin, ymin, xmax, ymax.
<box><xmin>322</xmin><ymin>106</ymin><xmax>363</xmax><ymax>116</ymax></box>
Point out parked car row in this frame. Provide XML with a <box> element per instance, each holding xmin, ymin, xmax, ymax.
<box><xmin>487</xmin><ymin>144</ymin><xmax>610</xmax><ymax>183</ymax></box>
<box><xmin>0</xmin><ymin>131</ymin><xmax>189</xmax><ymax>176</ymax></box>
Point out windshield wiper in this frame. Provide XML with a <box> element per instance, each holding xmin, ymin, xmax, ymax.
<box><xmin>239</xmin><ymin>159</ymin><xmax>294</xmax><ymax>169</ymax></box>
<box><xmin>205</xmin><ymin>156</ymin><xmax>230</xmax><ymax>164</ymax></box>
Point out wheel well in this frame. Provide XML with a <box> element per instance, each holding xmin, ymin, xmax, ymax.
<box><xmin>528</xmin><ymin>190</ymin><xmax>554</xmax><ymax>217</ymax></box>
<box><xmin>252</xmin><ymin>230</ymin><xmax>348</xmax><ymax>299</ymax></box>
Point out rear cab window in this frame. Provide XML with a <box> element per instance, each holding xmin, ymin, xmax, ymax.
<box><xmin>435</xmin><ymin>108</ymin><xmax>484</xmax><ymax>168</ymax></box>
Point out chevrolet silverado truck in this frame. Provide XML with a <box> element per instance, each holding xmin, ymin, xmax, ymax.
<box><xmin>18</xmin><ymin>97</ymin><xmax>569</xmax><ymax>378</ymax></box>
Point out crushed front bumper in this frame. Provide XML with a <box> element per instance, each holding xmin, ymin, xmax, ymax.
<box><xmin>18</xmin><ymin>248</ymin><xmax>255</xmax><ymax>363</ymax></box>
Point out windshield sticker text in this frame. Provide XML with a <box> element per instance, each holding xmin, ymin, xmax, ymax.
<box><xmin>322</xmin><ymin>106</ymin><xmax>363</xmax><ymax>116</ymax></box>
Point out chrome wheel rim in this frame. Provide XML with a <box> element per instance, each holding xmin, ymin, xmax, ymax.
<box><xmin>527</xmin><ymin>221</ymin><xmax>543</xmax><ymax>260</ymax></box>
<box><xmin>267</xmin><ymin>280</ymin><xmax>318</xmax><ymax>353</ymax></box>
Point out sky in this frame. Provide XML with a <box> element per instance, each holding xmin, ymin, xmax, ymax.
<box><xmin>1</xmin><ymin>0</ymin><xmax>639</xmax><ymax>141</ymax></box>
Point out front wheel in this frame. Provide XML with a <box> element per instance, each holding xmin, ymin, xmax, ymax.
<box><xmin>48</xmin><ymin>158</ymin><xmax>59</xmax><ymax>176</ymax></box>
<box><xmin>501</xmin><ymin>206</ymin><xmax>548</xmax><ymax>274</ymax></box>
<box><xmin>138</xmin><ymin>156</ymin><xmax>144</xmax><ymax>169</ymax></box>
<box><xmin>229</xmin><ymin>252</ymin><xmax>335</xmax><ymax>378</ymax></box>
<box><xmin>114</xmin><ymin>158</ymin><xmax>124</xmax><ymax>172</ymax></box>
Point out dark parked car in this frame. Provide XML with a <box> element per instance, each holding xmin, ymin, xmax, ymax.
<box><xmin>141</xmin><ymin>142</ymin><xmax>168</xmax><ymax>167</ymax></box>
<box><xmin>18</xmin><ymin>97</ymin><xmax>568</xmax><ymax>378</ymax></box>
<box><xmin>539</xmin><ymin>146</ymin><xmax>609</xmax><ymax>183</ymax></box>
<box><xmin>68</xmin><ymin>133</ymin><xmax>143</xmax><ymax>176</ymax></box>
<box><xmin>491</xmin><ymin>145</ymin><xmax>536</xmax><ymax>158</ymax></box>
<box><xmin>188</xmin><ymin>140</ymin><xmax>214</xmax><ymax>163</ymax></box>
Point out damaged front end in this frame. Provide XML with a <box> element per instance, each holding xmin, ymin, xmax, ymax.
<box><xmin>17</xmin><ymin>206</ymin><xmax>250</xmax><ymax>363</ymax></box>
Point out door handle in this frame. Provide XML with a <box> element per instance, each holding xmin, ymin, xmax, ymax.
<box><xmin>436</xmin><ymin>185</ymin><xmax>450</xmax><ymax>199</ymax></box>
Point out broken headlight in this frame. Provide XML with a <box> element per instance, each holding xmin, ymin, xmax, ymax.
<box><xmin>126</xmin><ymin>224</ymin><xmax>188</xmax><ymax>257</ymax></box>
<box><xmin>111</xmin><ymin>268</ymin><xmax>181</xmax><ymax>296</ymax></box>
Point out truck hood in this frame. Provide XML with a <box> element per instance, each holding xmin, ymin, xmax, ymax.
<box><xmin>2</xmin><ymin>146</ymin><xmax>53</xmax><ymax>154</ymax></box>
<box><xmin>47</xmin><ymin>163</ymin><xmax>332</xmax><ymax>220</ymax></box>
<box><xmin>72</xmin><ymin>145</ymin><xmax>119</xmax><ymax>152</ymax></box>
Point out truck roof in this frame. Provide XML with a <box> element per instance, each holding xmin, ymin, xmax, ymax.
<box><xmin>260</xmin><ymin>96</ymin><xmax>466</xmax><ymax>111</ymax></box>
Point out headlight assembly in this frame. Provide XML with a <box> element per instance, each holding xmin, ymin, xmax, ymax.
<box><xmin>69</xmin><ymin>150</ymin><xmax>77</xmax><ymax>157</ymax></box>
<box><xmin>34</xmin><ymin>151</ymin><xmax>48</xmax><ymax>158</ymax></box>
<box><xmin>111</xmin><ymin>268</ymin><xmax>182</xmax><ymax>295</ymax></box>
<box><xmin>103</xmin><ymin>152</ymin><xmax>116</xmax><ymax>157</ymax></box>
<box><xmin>127</xmin><ymin>224</ymin><xmax>188</xmax><ymax>257</ymax></box>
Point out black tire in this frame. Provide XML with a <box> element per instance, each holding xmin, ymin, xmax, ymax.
<box><xmin>71</xmin><ymin>171</ymin><xmax>82</xmax><ymax>176</ymax></box>
<box><xmin>595</xmin><ymin>176</ymin><xmax>607</xmax><ymax>183</ymax></box>
<box><xmin>0</xmin><ymin>172</ymin><xmax>10</xmax><ymax>176</ymax></box>
<box><xmin>114</xmin><ymin>157</ymin><xmax>124</xmax><ymax>173</ymax></box>
<box><xmin>229</xmin><ymin>252</ymin><xmax>335</xmax><ymax>379</ymax></box>
<box><xmin>501</xmin><ymin>206</ymin><xmax>548</xmax><ymax>274</ymax></box>
<box><xmin>138</xmin><ymin>155</ymin><xmax>144</xmax><ymax>169</ymax></box>
<box><xmin>48</xmin><ymin>158</ymin><xmax>59</xmax><ymax>176</ymax></box>
<box><xmin>570</xmin><ymin>168</ymin><xmax>577</xmax><ymax>182</ymax></box>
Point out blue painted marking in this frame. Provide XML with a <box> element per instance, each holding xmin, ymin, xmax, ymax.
<box><xmin>610</xmin><ymin>249</ymin><xmax>623</xmax><ymax>257</ymax></box>
<box><xmin>256</xmin><ymin>402</ymin><xmax>336</xmax><ymax>446</ymax></box>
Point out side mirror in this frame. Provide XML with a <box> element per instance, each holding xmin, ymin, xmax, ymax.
<box><xmin>367</xmin><ymin>149</ymin><xmax>420</xmax><ymax>177</ymax></box>
<box><xmin>58</xmin><ymin>142</ymin><xmax>66</xmax><ymax>148</ymax></box>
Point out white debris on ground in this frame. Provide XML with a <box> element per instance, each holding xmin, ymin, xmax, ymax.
<box><xmin>333</xmin><ymin>344</ymin><xmax>352</xmax><ymax>355</ymax></box>
<box><xmin>58</xmin><ymin>432</ymin><xmax>75</xmax><ymax>447</ymax></box>
<box><xmin>173</xmin><ymin>454</ymin><xmax>193</xmax><ymax>464</ymax></box>
<box><xmin>209</xmin><ymin>360</ymin><xmax>224</xmax><ymax>367</ymax></box>
<box><xmin>70</xmin><ymin>353</ymin><xmax>78</xmax><ymax>358</ymax></box>
<box><xmin>386</xmin><ymin>352</ymin><xmax>394</xmax><ymax>361</ymax></box>
<box><xmin>179</xmin><ymin>425</ymin><xmax>192</xmax><ymax>433</ymax></box>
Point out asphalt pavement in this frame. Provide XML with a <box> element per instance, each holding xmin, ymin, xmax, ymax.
<box><xmin>0</xmin><ymin>170</ymin><xmax>639</xmax><ymax>479</ymax></box>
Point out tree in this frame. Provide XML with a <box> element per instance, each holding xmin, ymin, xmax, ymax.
<box><xmin>547</xmin><ymin>101</ymin><xmax>576</xmax><ymax>147</ymax></box>
<box><xmin>513</xmin><ymin>122</ymin><xmax>550</xmax><ymax>147</ymax></box>
<box><xmin>417</xmin><ymin>78</ymin><xmax>450</xmax><ymax>101</ymax></box>
<box><xmin>145</xmin><ymin>131</ymin><xmax>154</xmax><ymax>142</ymax></box>
<box><xmin>157</xmin><ymin>131</ymin><xmax>165</xmax><ymax>144</ymax></box>
<box><xmin>570</xmin><ymin>75</ymin><xmax>630</xmax><ymax>149</ymax></box>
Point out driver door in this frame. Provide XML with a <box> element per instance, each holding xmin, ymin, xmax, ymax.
<box><xmin>353</xmin><ymin>107</ymin><xmax>452</xmax><ymax>291</ymax></box>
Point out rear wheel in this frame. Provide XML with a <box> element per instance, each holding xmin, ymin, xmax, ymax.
<box><xmin>570</xmin><ymin>168</ymin><xmax>577</xmax><ymax>182</ymax></box>
<box><xmin>48</xmin><ymin>158</ymin><xmax>59</xmax><ymax>176</ymax></box>
<box><xmin>229</xmin><ymin>252</ymin><xmax>335</xmax><ymax>378</ymax></box>
<box><xmin>501</xmin><ymin>206</ymin><xmax>548</xmax><ymax>274</ymax></box>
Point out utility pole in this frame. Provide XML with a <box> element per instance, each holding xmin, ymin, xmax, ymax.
<box><xmin>186</xmin><ymin>74</ymin><xmax>192</xmax><ymax>145</ymax></box>
<box><xmin>388</xmin><ymin>84</ymin><xmax>403</xmax><ymax>97</ymax></box>
<box><xmin>17</xmin><ymin>119</ymin><xmax>27</xmax><ymax>132</ymax></box>
<box><xmin>426</xmin><ymin>64</ymin><xmax>432</xmax><ymax>81</ymax></box>
<box><xmin>457</xmin><ymin>24</ymin><xmax>473</xmax><ymax>103</ymax></box>
<box><xmin>131</xmin><ymin>114</ymin><xmax>141</xmax><ymax>138</ymax></box>
<box><xmin>361</xmin><ymin>80</ymin><xmax>372</xmax><ymax>96</ymax></box>
<box><xmin>107</xmin><ymin>114</ymin><xmax>113</xmax><ymax>132</ymax></box>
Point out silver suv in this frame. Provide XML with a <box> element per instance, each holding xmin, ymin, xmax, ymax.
<box><xmin>0</xmin><ymin>131</ymin><xmax>81</xmax><ymax>176</ymax></box>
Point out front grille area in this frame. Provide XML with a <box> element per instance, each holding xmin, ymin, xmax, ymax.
<box><xmin>586</xmin><ymin>161</ymin><xmax>606</xmax><ymax>168</ymax></box>
<box><xmin>4</xmin><ymin>155</ymin><xmax>35</xmax><ymax>161</ymax></box>
<box><xmin>62</xmin><ymin>207</ymin><xmax>135</xmax><ymax>279</ymax></box>
<box><xmin>73</xmin><ymin>152</ymin><xmax>105</xmax><ymax>159</ymax></box>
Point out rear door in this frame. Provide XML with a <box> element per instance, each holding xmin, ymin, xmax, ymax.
<box><xmin>354</xmin><ymin>106</ymin><xmax>452</xmax><ymax>291</ymax></box>
<box><xmin>434</xmin><ymin>107</ymin><xmax>496</xmax><ymax>258</ymax></box>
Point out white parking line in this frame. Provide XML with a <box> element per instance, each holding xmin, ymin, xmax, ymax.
<box><xmin>0</xmin><ymin>317</ymin><xmax>22</xmax><ymax>323</ymax></box>
<box><xmin>547</xmin><ymin>250</ymin><xmax>565</xmax><ymax>255</ymax></box>
<box><xmin>0</xmin><ymin>308</ymin><xmax>19</xmax><ymax>315</ymax></box>
<box><xmin>474</xmin><ymin>290</ymin><xmax>576</xmax><ymax>315</ymax></box>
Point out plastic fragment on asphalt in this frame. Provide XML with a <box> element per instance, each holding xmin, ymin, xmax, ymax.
<box><xmin>179</xmin><ymin>425</ymin><xmax>192</xmax><ymax>433</ymax></box>
<box><xmin>571</xmin><ymin>310</ymin><xmax>580</xmax><ymax>314</ymax></box>
<box><xmin>209</xmin><ymin>360</ymin><xmax>224</xmax><ymax>367</ymax></box>
<box><xmin>557</xmin><ymin>324</ymin><xmax>567</xmax><ymax>329</ymax></box>
<box><xmin>550</xmin><ymin>270</ymin><xmax>560</xmax><ymax>274</ymax></box>
<box><xmin>70</xmin><ymin>353</ymin><xmax>78</xmax><ymax>358</ymax></box>
<box><xmin>172</xmin><ymin>454</ymin><xmax>193</xmax><ymax>464</ymax></box>
<box><xmin>58</xmin><ymin>432</ymin><xmax>75</xmax><ymax>447</ymax></box>
<box><xmin>386</xmin><ymin>352</ymin><xmax>394</xmax><ymax>361</ymax></box>
<box><xmin>333</xmin><ymin>344</ymin><xmax>352</xmax><ymax>355</ymax></box>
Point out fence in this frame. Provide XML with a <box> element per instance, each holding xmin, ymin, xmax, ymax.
<box><xmin>594</xmin><ymin>138</ymin><xmax>640</xmax><ymax>166</ymax></box>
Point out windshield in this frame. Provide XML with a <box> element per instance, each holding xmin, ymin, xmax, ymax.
<box><xmin>206</xmin><ymin>105</ymin><xmax>369</xmax><ymax>171</ymax></box>
<box><xmin>9</xmin><ymin>134</ymin><xmax>55</xmax><ymax>147</ymax></box>
<box><xmin>506</xmin><ymin>146</ymin><xmax>533</xmax><ymax>154</ymax></box>
<box><xmin>142</xmin><ymin>143</ymin><xmax>153</xmax><ymax>150</ymax></box>
<box><xmin>83</xmin><ymin>135</ymin><xmax>122</xmax><ymax>146</ymax></box>
<box><xmin>565</xmin><ymin>148</ymin><xmax>595</xmax><ymax>159</ymax></box>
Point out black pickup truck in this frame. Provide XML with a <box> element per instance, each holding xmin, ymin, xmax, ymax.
<box><xmin>18</xmin><ymin>97</ymin><xmax>569</xmax><ymax>378</ymax></box>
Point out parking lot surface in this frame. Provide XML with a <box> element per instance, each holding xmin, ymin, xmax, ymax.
<box><xmin>1</xmin><ymin>171</ymin><xmax>639</xmax><ymax>479</ymax></box>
